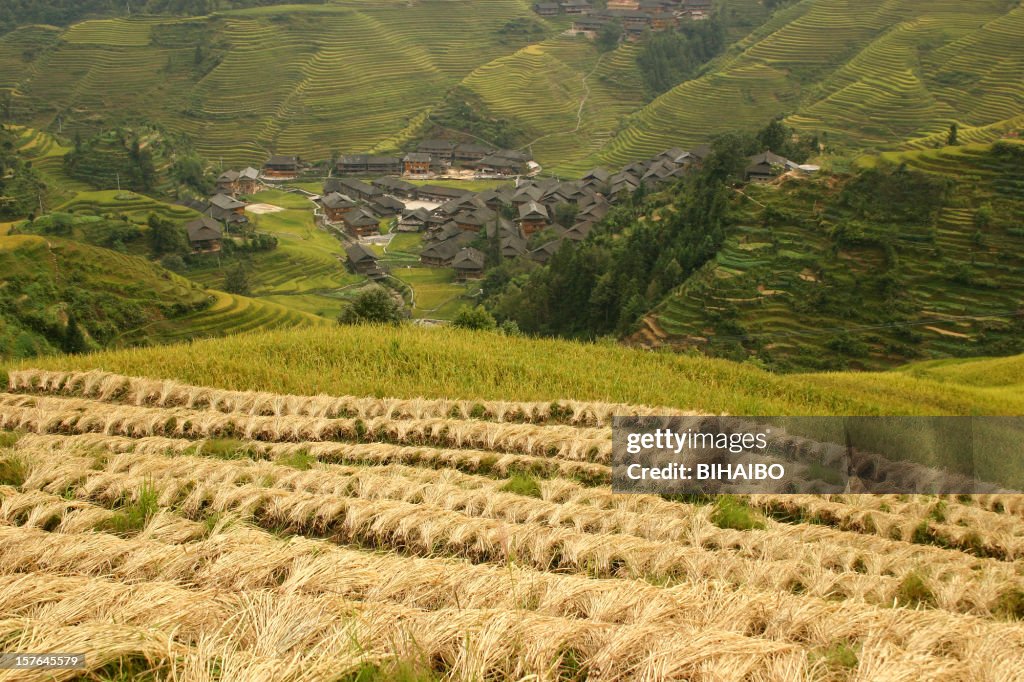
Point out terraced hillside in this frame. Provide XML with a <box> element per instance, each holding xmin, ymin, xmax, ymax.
<box><xmin>634</xmin><ymin>142</ymin><xmax>1024</xmax><ymax>371</ymax></box>
<box><xmin>0</xmin><ymin>366</ymin><xmax>1021</xmax><ymax>679</ymax></box>
<box><xmin>1</xmin><ymin>1</ymin><xmax>556</xmax><ymax>168</ymax></box>
<box><xmin>0</xmin><ymin>234</ymin><xmax>326</xmax><ymax>359</ymax></box>
<box><xmin>602</xmin><ymin>0</ymin><xmax>1024</xmax><ymax>166</ymax></box>
<box><xmin>453</xmin><ymin>37</ymin><xmax>646</xmax><ymax>176</ymax></box>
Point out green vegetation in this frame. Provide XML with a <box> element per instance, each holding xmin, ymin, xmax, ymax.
<box><xmin>10</xmin><ymin>326</ymin><xmax>1024</xmax><ymax>417</ymax></box>
<box><xmin>600</xmin><ymin>0</ymin><xmax>1024</xmax><ymax>165</ymax></box>
<box><xmin>0</xmin><ymin>126</ymin><xmax>45</xmax><ymax>219</ymax></box>
<box><xmin>499</xmin><ymin>472</ymin><xmax>543</xmax><ymax>498</ymax></box>
<box><xmin>894</xmin><ymin>571</ymin><xmax>937</xmax><ymax>609</ymax></box>
<box><xmin>0</xmin><ymin>452</ymin><xmax>27</xmax><ymax>487</ymax></box>
<box><xmin>636</xmin><ymin>19</ymin><xmax>726</xmax><ymax>98</ymax></box>
<box><xmin>641</xmin><ymin>142</ymin><xmax>1024</xmax><ymax>371</ymax></box>
<box><xmin>338</xmin><ymin>287</ymin><xmax>404</xmax><ymax>326</ymax></box>
<box><xmin>710</xmin><ymin>495</ymin><xmax>766</xmax><ymax>531</ymax></box>
<box><xmin>811</xmin><ymin>641</ymin><xmax>859</xmax><ymax>671</ymax></box>
<box><xmin>185</xmin><ymin>190</ymin><xmax>361</xmax><ymax>319</ymax></box>
<box><xmin>102</xmin><ymin>482</ymin><xmax>160</xmax><ymax>536</ymax></box>
<box><xmin>0</xmin><ymin>234</ymin><xmax>325</xmax><ymax>360</ymax></box>
<box><xmin>0</xmin><ymin>2</ymin><xmax>563</xmax><ymax>168</ymax></box>
<box><xmin>485</xmin><ymin>135</ymin><xmax>741</xmax><ymax>338</ymax></box>
<box><xmin>1</xmin><ymin>0</ymin><xmax>1021</xmax><ymax>175</ymax></box>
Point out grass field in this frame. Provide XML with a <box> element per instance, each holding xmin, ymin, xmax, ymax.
<box><xmin>0</xmin><ymin>345</ymin><xmax>1022</xmax><ymax>679</ymax></box>
<box><xmin>389</xmin><ymin>265</ymin><xmax>476</xmax><ymax>321</ymax></box>
<box><xmin>186</xmin><ymin>189</ymin><xmax>362</xmax><ymax>320</ymax></box>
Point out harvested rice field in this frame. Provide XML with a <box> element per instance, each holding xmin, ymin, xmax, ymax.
<box><xmin>1</xmin><ymin>368</ymin><xmax>1023</xmax><ymax>681</ymax></box>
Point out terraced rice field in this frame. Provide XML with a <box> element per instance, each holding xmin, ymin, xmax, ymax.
<box><xmin>185</xmin><ymin>190</ymin><xmax>361</xmax><ymax>319</ymax></box>
<box><xmin>0</xmin><ymin>368</ymin><xmax>1022</xmax><ymax>680</ymax></box>
<box><xmin>457</xmin><ymin>37</ymin><xmax>645</xmax><ymax>176</ymax></box>
<box><xmin>638</xmin><ymin>142</ymin><xmax>1024</xmax><ymax>370</ymax></box>
<box><xmin>141</xmin><ymin>290</ymin><xmax>330</xmax><ymax>345</ymax></box>
<box><xmin>601</xmin><ymin>0</ymin><xmax>1023</xmax><ymax>165</ymax></box>
<box><xmin>2</xmin><ymin>1</ymin><xmax>553</xmax><ymax>168</ymax></box>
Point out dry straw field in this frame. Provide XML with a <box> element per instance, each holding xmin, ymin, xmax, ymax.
<box><xmin>1</xmin><ymin>368</ymin><xmax>1023</xmax><ymax>681</ymax></box>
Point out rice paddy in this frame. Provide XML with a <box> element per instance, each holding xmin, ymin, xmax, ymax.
<box><xmin>1</xmin><ymin>366</ymin><xmax>1022</xmax><ymax>680</ymax></box>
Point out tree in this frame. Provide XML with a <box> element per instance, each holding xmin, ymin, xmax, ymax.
<box><xmin>452</xmin><ymin>305</ymin><xmax>497</xmax><ymax>331</ymax></box>
<box><xmin>947</xmin><ymin>122</ymin><xmax>959</xmax><ymax>146</ymax></box>
<box><xmin>147</xmin><ymin>214</ymin><xmax>186</xmax><ymax>257</ymax></box>
<box><xmin>338</xmin><ymin>286</ymin><xmax>403</xmax><ymax>325</ymax></box>
<box><xmin>596</xmin><ymin>22</ymin><xmax>623</xmax><ymax>53</ymax></box>
<box><xmin>62</xmin><ymin>312</ymin><xmax>87</xmax><ymax>355</ymax></box>
<box><xmin>224</xmin><ymin>262</ymin><xmax>251</xmax><ymax>295</ymax></box>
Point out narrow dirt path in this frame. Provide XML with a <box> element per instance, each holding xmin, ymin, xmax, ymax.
<box><xmin>520</xmin><ymin>52</ymin><xmax>606</xmax><ymax>156</ymax></box>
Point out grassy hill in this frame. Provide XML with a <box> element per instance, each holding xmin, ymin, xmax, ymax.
<box><xmin>5</xmin><ymin>324</ymin><xmax>1022</xmax><ymax>416</ymax></box>
<box><xmin>632</xmin><ymin>141</ymin><xmax>1024</xmax><ymax>371</ymax></box>
<box><xmin>0</xmin><ymin>1</ymin><xmax>559</xmax><ymax>167</ymax></box>
<box><xmin>4</xmin><ymin>0</ymin><xmax>1020</xmax><ymax>176</ymax></box>
<box><xmin>0</xmin><ymin>233</ymin><xmax>326</xmax><ymax>359</ymax></box>
<box><xmin>600</xmin><ymin>0</ymin><xmax>1024</xmax><ymax>166</ymax></box>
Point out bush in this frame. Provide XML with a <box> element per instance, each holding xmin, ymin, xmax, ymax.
<box><xmin>224</xmin><ymin>262</ymin><xmax>251</xmax><ymax>295</ymax></box>
<box><xmin>338</xmin><ymin>287</ymin><xmax>404</xmax><ymax>325</ymax></box>
<box><xmin>452</xmin><ymin>305</ymin><xmax>497</xmax><ymax>331</ymax></box>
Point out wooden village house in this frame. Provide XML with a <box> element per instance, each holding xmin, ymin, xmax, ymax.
<box><xmin>403</xmin><ymin>153</ymin><xmax>432</xmax><ymax>176</ymax></box>
<box><xmin>346</xmin><ymin>242</ymin><xmax>384</xmax><ymax>278</ymax></box>
<box><xmin>185</xmin><ymin>216</ymin><xmax>223</xmax><ymax>253</ymax></box>
<box><xmin>517</xmin><ymin>201</ymin><xmax>550</xmax><ymax>236</ymax></box>
<box><xmin>452</xmin><ymin>247</ymin><xmax>486</xmax><ymax>281</ymax></box>
<box><xmin>263</xmin><ymin>155</ymin><xmax>300</xmax><ymax>179</ymax></box>
<box><xmin>341</xmin><ymin>207</ymin><xmax>381</xmax><ymax>237</ymax></box>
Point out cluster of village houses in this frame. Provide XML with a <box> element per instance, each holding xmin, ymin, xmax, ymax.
<box><xmin>533</xmin><ymin>0</ymin><xmax>714</xmax><ymax>40</ymax></box>
<box><xmin>183</xmin><ymin>141</ymin><xmax>805</xmax><ymax>283</ymax></box>
<box><xmin>247</xmin><ymin>141</ymin><xmax>537</xmax><ymax>184</ymax></box>
<box><xmin>322</xmin><ymin>143</ymin><xmax>799</xmax><ymax>282</ymax></box>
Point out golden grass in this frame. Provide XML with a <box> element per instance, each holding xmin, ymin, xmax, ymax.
<box><xmin>7</xmin><ymin>327</ymin><xmax>1023</xmax><ymax>416</ymax></box>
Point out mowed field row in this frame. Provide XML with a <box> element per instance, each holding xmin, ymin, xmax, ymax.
<box><xmin>1</xmin><ymin>369</ymin><xmax>1024</xmax><ymax>679</ymax></box>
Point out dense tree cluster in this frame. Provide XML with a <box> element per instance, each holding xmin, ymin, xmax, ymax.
<box><xmin>484</xmin><ymin>137</ymin><xmax>748</xmax><ymax>338</ymax></box>
<box><xmin>0</xmin><ymin>125</ymin><xmax>45</xmax><ymax>220</ymax></box>
<box><xmin>636</xmin><ymin>19</ymin><xmax>726</xmax><ymax>98</ymax></box>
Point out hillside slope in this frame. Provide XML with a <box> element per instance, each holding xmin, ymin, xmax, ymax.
<box><xmin>632</xmin><ymin>142</ymin><xmax>1024</xmax><ymax>371</ymax></box>
<box><xmin>0</xmin><ymin>234</ymin><xmax>325</xmax><ymax>359</ymax></box>
<box><xmin>5</xmin><ymin>0</ymin><xmax>1021</xmax><ymax>174</ymax></box>
<box><xmin>0</xmin><ymin>1</ymin><xmax>553</xmax><ymax>167</ymax></box>
<box><xmin>601</xmin><ymin>0</ymin><xmax>1024</xmax><ymax>166</ymax></box>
